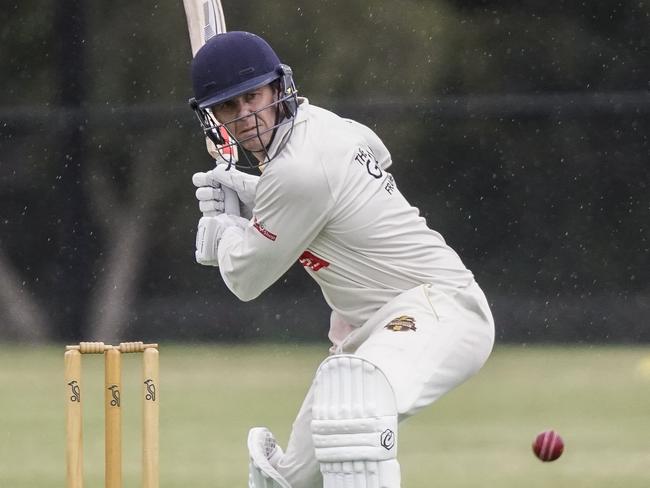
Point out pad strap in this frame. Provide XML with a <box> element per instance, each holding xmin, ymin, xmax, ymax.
<box><xmin>311</xmin><ymin>415</ymin><xmax>397</xmax><ymax>462</ymax></box>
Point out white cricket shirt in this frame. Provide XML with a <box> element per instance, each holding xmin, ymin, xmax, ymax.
<box><xmin>218</xmin><ymin>98</ymin><xmax>474</xmax><ymax>327</ymax></box>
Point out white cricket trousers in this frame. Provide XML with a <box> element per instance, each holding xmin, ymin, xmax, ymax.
<box><xmin>276</xmin><ymin>280</ymin><xmax>495</xmax><ymax>488</ymax></box>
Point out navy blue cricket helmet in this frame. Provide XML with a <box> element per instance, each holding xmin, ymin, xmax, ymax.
<box><xmin>189</xmin><ymin>31</ymin><xmax>298</xmax><ymax>168</ymax></box>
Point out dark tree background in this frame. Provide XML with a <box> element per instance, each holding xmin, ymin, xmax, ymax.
<box><xmin>0</xmin><ymin>0</ymin><xmax>648</xmax><ymax>343</ymax></box>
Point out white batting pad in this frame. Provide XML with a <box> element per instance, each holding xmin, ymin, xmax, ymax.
<box><xmin>311</xmin><ymin>355</ymin><xmax>401</xmax><ymax>488</ymax></box>
<box><xmin>247</xmin><ymin>427</ymin><xmax>292</xmax><ymax>488</ymax></box>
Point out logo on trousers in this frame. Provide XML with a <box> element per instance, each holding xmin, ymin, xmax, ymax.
<box><xmin>384</xmin><ymin>315</ymin><xmax>417</xmax><ymax>332</ymax></box>
<box><xmin>380</xmin><ymin>429</ymin><xmax>395</xmax><ymax>450</ymax></box>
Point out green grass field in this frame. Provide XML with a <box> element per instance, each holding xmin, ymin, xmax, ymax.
<box><xmin>0</xmin><ymin>344</ymin><xmax>649</xmax><ymax>487</ymax></box>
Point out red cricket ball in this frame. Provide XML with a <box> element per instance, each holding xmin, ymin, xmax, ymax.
<box><xmin>532</xmin><ymin>430</ymin><xmax>564</xmax><ymax>462</ymax></box>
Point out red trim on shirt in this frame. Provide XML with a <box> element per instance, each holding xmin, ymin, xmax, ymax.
<box><xmin>299</xmin><ymin>251</ymin><xmax>330</xmax><ymax>271</ymax></box>
<box><xmin>253</xmin><ymin>218</ymin><xmax>277</xmax><ymax>241</ymax></box>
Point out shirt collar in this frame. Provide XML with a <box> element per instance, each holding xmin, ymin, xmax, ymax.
<box><xmin>265</xmin><ymin>97</ymin><xmax>309</xmax><ymax>161</ymax></box>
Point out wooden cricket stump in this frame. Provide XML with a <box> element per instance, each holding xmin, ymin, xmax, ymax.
<box><xmin>65</xmin><ymin>342</ymin><xmax>159</xmax><ymax>488</ymax></box>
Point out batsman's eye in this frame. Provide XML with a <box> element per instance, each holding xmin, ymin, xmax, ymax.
<box><xmin>216</xmin><ymin>100</ymin><xmax>236</xmax><ymax>114</ymax></box>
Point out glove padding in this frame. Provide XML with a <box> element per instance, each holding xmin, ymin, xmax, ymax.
<box><xmin>193</xmin><ymin>165</ymin><xmax>258</xmax><ymax>209</ymax></box>
<box><xmin>195</xmin><ymin>213</ymin><xmax>249</xmax><ymax>266</ymax></box>
<box><xmin>193</xmin><ymin>172</ymin><xmax>226</xmax><ymax>216</ymax></box>
<box><xmin>194</xmin><ymin>186</ymin><xmax>226</xmax><ymax>215</ymax></box>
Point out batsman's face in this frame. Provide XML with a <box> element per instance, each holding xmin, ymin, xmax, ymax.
<box><xmin>212</xmin><ymin>85</ymin><xmax>278</xmax><ymax>156</ymax></box>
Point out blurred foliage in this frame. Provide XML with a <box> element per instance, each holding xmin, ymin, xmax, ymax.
<box><xmin>3</xmin><ymin>0</ymin><xmax>647</xmax><ymax>104</ymax></box>
<box><xmin>0</xmin><ymin>3</ymin><xmax>57</xmax><ymax>105</ymax></box>
<box><xmin>0</xmin><ymin>0</ymin><xmax>648</xmax><ymax>342</ymax></box>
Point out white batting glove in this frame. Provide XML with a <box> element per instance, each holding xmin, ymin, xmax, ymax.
<box><xmin>195</xmin><ymin>213</ymin><xmax>249</xmax><ymax>266</ymax></box>
<box><xmin>192</xmin><ymin>171</ymin><xmax>227</xmax><ymax>217</ymax></box>
<box><xmin>194</xmin><ymin>185</ymin><xmax>225</xmax><ymax>215</ymax></box>
<box><xmin>207</xmin><ymin>165</ymin><xmax>259</xmax><ymax>209</ymax></box>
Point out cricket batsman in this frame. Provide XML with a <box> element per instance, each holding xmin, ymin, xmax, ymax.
<box><xmin>189</xmin><ymin>31</ymin><xmax>495</xmax><ymax>488</ymax></box>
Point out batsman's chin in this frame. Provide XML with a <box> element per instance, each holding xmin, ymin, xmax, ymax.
<box><xmin>239</xmin><ymin>137</ymin><xmax>269</xmax><ymax>154</ymax></box>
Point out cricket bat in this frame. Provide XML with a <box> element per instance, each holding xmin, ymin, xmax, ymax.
<box><xmin>183</xmin><ymin>0</ymin><xmax>240</xmax><ymax>217</ymax></box>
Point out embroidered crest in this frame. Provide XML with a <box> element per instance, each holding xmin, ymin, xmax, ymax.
<box><xmin>384</xmin><ymin>315</ymin><xmax>417</xmax><ymax>332</ymax></box>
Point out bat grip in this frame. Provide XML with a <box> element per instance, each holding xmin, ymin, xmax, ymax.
<box><xmin>211</xmin><ymin>159</ymin><xmax>240</xmax><ymax>216</ymax></box>
<box><xmin>223</xmin><ymin>186</ymin><xmax>240</xmax><ymax>216</ymax></box>
<box><xmin>201</xmin><ymin>186</ymin><xmax>239</xmax><ymax>217</ymax></box>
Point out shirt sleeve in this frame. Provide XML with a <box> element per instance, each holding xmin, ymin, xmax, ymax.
<box><xmin>216</xmin><ymin>157</ymin><xmax>335</xmax><ymax>301</ymax></box>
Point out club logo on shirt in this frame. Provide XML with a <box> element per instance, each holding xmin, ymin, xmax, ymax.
<box><xmin>299</xmin><ymin>250</ymin><xmax>330</xmax><ymax>271</ymax></box>
<box><xmin>384</xmin><ymin>315</ymin><xmax>417</xmax><ymax>332</ymax></box>
<box><xmin>253</xmin><ymin>217</ymin><xmax>277</xmax><ymax>241</ymax></box>
<box><xmin>353</xmin><ymin>146</ymin><xmax>383</xmax><ymax>179</ymax></box>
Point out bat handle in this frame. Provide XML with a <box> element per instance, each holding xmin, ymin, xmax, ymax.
<box><xmin>223</xmin><ymin>186</ymin><xmax>240</xmax><ymax>216</ymax></box>
<box><xmin>212</xmin><ymin>159</ymin><xmax>240</xmax><ymax>216</ymax></box>
<box><xmin>201</xmin><ymin>187</ymin><xmax>239</xmax><ymax>217</ymax></box>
